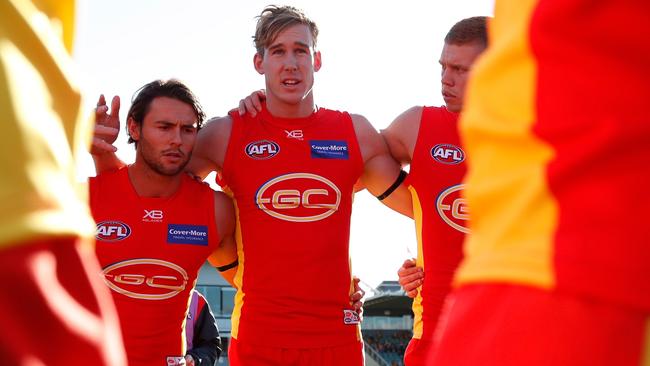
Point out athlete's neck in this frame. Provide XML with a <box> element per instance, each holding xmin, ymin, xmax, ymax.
<box><xmin>266</xmin><ymin>94</ymin><xmax>317</xmax><ymax>119</ymax></box>
<box><xmin>127</xmin><ymin>162</ymin><xmax>182</xmax><ymax>198</ymax></box>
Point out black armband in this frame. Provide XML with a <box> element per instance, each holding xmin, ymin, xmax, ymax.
<box><xmin>216</xmin><ymin>259</ymin><xmax>238</xmax><ymax>272</ymax></box>
<box><xmin>376</xmin><ymin>170</ymin><xmax>408</xmax><ymax>201</ymax></box>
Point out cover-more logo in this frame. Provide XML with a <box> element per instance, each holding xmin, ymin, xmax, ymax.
<box><xmin>436</xmin><ymin>184</ymin><xmax>470</xmax><ymax>233</ymax></box>
<box><xmin>245</xmin><ymin>140</ymin><xmax>280</xmax><ymax>160</ymax></box>
<box><xmin>431</xmin><ymin>143</ymin><xmax>465</xmax><ymax>164</ymax></box>
<box><xmin>255</xmin><ymin>173</ymin><xmax>341</xmax><ymax>222</ymax></box>
<box><xmin>96</xmin><ymin>221</ymin><xmax>131</xmax><ymax>242</ymax></box>
<box><xmin>102</xmin><ymin>258</ymin><xmax>188</xmax><ymax>300</ymax></box>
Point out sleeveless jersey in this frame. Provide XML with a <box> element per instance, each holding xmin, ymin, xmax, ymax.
<box><xmin>1</xmin><ymin>0</ymin><xmax>95</xmax><ymax>249</ymax></box>
<box><xmin>90</xmin><ymin>167</ymin><xmax>219</xmax><ymax>366</ymax></box>
<box><xmin>406</xmin><ymin>106</ymin><xmax>466</xmax><ymax>341</ymax></box>
<box><xmin>221</xmin><ymin>107</ymin><xmax>364</xmax><ymax>348</ymax></box>
<box><xmin>457</xmin><ymin>0</ymin><xmax>650</xmax><ymax>310</ymax></box>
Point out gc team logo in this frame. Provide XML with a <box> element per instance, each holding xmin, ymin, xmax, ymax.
<box><xmin>245</xmin><ymin>140</ymin><xmax>280</xmax><ymax>160</ymax></box>
<box><xmin>431</xmin><ymin>144</ymin><xmax>465</xmax><ymax>165</ymax></box>
<box><xmin>436</xmin><ymin>184</ymin><xmax>470</xmax><ymax>234</ymax></box>
<box><xmin>102</xmin><ymin>259</ymin><xmax>188</xmax><ymax>300</ymax></box>
<box><xmin>255</xmin><ymin>173</ymin><xmax>341</xmax><ymax>223</ymax></box>
<box><xmin>96</xmin><ymin>221</ymin><xmax>131</xmax><ymax>241</ymax></box>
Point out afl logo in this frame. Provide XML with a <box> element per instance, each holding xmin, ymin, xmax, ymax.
<box><xmin>255</xmin><ymin>173</ymin><xmax>341</xmax><ymax>222</ymax></box>
<box><xmin>96</xmin><ymin>221</ymin><xmax>131</xmax><ymax>242</ymax></box>
<box><xmin>431</xmin><ymin>144</ymin><xmax>465</xmax><ymax>164</ymax></box>
<box><xmin>245</xmin><ymin>140</ymin><xmax>280</xmax><ymax>160</ymax></box>
<box><xmin>436</xmin><ymin>184</ymin><xmax>470</xmax><ymax>234</ymax></box>
<box><xmin>102</xmin><ymin>259</ymin><xmax>188</xmax><ymax>300</ymax></box>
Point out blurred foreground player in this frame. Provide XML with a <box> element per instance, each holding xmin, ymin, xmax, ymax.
<box><xmin>0</xmin><ymin>0</ymin><xmax>125</xmax><ymax>365</ymax></box>
<box><xmin>431</xmin><ymin>0</ymin><xmax>650</xmax><ymax>365</ymax></box>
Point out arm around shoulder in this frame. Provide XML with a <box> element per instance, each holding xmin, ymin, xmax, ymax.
<box><xmin>381</xmin><ymin>106</ymin><xmax>423</xmax><ymax>165</ymax></box>
<box><xmin>187</xmin><ymin>116</ymin><xmax>233</xmax><ymax>179</ymax></box>
<box><xmin>207</xmin><ymin>191</ymin><xmax>238</xmax><ymax>287</ymax></box>
<box><xmin>351</xmin><ymin>114</ymin><xmax>414</xmax><ymax>218</ymax></box>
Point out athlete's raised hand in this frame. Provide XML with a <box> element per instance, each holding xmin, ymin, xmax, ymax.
<box><xmin>237</xmin><ymin>89</ymin><xmax>266</xmax><ymax>117</ymax></box>
<box><xmin>92</xmin><ymin>94</ymin><xmax>121</xmax><ymax>155</ymax></box>
<box><xmin>397</xmin><ymin>258</ymin><xmax>424</xmax><ymax>298</ymax></box>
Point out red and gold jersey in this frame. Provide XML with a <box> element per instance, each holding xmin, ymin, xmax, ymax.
<box><xmin>406</xmin><ymin>106</ymin><xmax>466</xmax><ymax>341</ymax></box>
<box><xmin>1</xmin><ymin>0</ymin><xmax>95</xmax><ymax>249</ymax></box>
<box><xmin>221</xmin><ymin>107</ymin><xmax>364</xmax><ymax>348</ymax></box>
<box><xmin>90</xmin><ymin>167</ymin><xmax>219</xmax><ymax>366</ymax></box>
<box><xmin>457</xmin><ymin>0</ymin><xmax>650</xmax><ymax>310</ymax></box>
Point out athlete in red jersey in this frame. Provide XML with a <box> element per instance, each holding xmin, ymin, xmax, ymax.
<box><xmin>383</xmin><ymin>17</ymin><xmax>487</xmax><ymax>366</ymax></box>
<box><xmin>430</xmin><ymin>1</ymin><xmax>650</xmax><ymax>365</ymax></box>
<box><xmin>93</xmin><ymin>7</ymin><xmax>407</xmax><ymax>365</ymax></box>
<box><xmin>0</xmin><ymin>1</ymin><xmax>126</xmax><ymax>365</ymax></box>
<box><xmin>188</xmin><ymin>6</ymin><xmax>411</xmax><ymax>365</ymax></box>
<box><xmin>91</xmin><ymin>80</ymin><xmax>238</xmax><ymax>366</ymax></box>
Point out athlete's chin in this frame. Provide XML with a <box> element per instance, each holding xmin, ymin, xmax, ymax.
<box><xmin>156</xmin><ymin>160</ymin><xmax>190</xmax><ymax>177</ymax></box>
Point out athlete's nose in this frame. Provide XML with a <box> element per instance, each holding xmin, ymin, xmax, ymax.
<box><xmin>170</xmin><ymin>127</ymin><xmax>183</xmax><ymax>146</ymax></box>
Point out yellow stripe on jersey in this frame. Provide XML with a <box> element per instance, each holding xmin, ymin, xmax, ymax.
<box><xmin>408</xmin><ymin>185</ymin><xmax>424</xmax><ymax>339</ymax></box>
<box><xmin>456</xmin><ymin>0</ymin><xmax>557</xmax><ymax>289</ymax></box>
<box><xmin>229</xmin><ymin>197</ymin><xmax>245</xmax><ymax>340</ymax></box>
<box><xmin>642</xmin><ymin>318</ymin><xmax>650</xmax><ymax>366</ymax></box>
<box><xmin>0</xmin><ymin>0</ymin><xmax>95</xmax><ymax>249</ymax></box>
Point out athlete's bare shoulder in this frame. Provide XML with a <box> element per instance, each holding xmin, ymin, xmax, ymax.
<box><xmin>212</xmin><ymin>190</ymin><xmax>235</xmax><ymax>237</ymax></box>
<box><xmin>382</xmin><ymin>106</ymin><xmax>423</xmax><ymax>164</ymax></box>
<box><xmin>188</xmin><ymin>115</ymin><xmax>233</xmax><ymax>178</ymax></box>
<box><xmin>349</xmin><ymin>113</ymin><xmax>384</xmax><ymax>163</ymax></box>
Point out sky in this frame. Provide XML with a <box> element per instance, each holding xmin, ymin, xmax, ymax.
<box><xmin>73</xmin><ymin>0</ymin><xmax>494</xmax><ymax>292</ymax></box>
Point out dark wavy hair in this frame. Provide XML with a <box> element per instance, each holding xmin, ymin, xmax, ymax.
<box><xmin>126</xmin><ymin>79</ymin><xmax>205</xmax><ymax>145</ymax></box>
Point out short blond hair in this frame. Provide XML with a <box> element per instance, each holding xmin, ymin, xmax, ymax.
<box><xmin>253</xmin><ymin>5</ymin><xmax>319</xmax><ymax>56</ymax></box>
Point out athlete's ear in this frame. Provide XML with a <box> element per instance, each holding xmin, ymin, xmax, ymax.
<box><xmin>127</xmin><ymin>117</ymin><xmax>140</xmax><ymax>143</ymax></box>
<box><xmin>254</xmin><ymin>52</ymin><xmax>265</xmax><ymax>75</ymax></box>
<box><xmin>313</xmin><ymin>50</ymin><xmax>322</xmax><ymax>72</ymax></box>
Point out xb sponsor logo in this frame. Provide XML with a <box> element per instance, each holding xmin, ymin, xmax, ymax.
<box><xmin>431</xmin><ymin>144</ymin><xmax>465</xmax><ymax>165</ymax></box>
<box><xmin>143</xmin><ymin>209</ymin><xmax>163</xmax><ymax>222</ymax></box>
<box><xmin>102</xmin><ymin>259</ymin><xmax>188</xmax><ymax>300</ymax></box>
<box><xmin>255</xmin><ymin>173</ymin><xmax>341</xmax><ymax>222</ymax></box>
<box><xmin>245</xmin><ymin>140</ymin><xmax>280</xmax><ymax>160</ymax></box>
<box><xmin>436</xmin><ymin>184</ymin><xmax>470</xmax><ymax>233</ymax></box>
<box><xmin>96</xmin><ymin>221</ymin><xmax>131</xmax><ymax>242</ymax></box>
<box><xmin>285</xmin><ymin>129</ymin><xmax>304</xmax><ymax>140</ymax></box>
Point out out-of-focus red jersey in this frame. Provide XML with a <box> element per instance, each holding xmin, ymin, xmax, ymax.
<box><xmin>406</xmin><ymin>106</ymin><xmax>466</xmax><ymax>341</ymax></box>
<box><xmin>221</xmin><ymin>107</ymin><xmax>364</xmax><ymax>348</ymax></box>
<box><xmin>90</xmin><ymin>167</ymin><xmax>219</xmax><ymax>366</ymax></box>
<box><xmin>457</xmin><ymin>0</ymin><xmax>650</xmax><ymax>310</ymax></box>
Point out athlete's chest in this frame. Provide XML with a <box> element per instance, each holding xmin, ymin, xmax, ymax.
<box><xmin>93</xmin><ymin>197</ymin><xmax>213</xmax><ymax>262</ymax></box>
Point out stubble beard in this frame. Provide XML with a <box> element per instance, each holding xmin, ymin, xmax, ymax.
<box><xmin>139</xmin><ymin>139</ymin><xmax>191</xmax><ymax>177</ymax></box>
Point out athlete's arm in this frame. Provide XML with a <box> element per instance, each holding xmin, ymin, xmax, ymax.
<box><xmin>91</xmin><ymin>94</ymin><xmax>127</xmax><ymax>173</ymax></box>
<box><xmin>381</xmin><ymin>106</ymin><xmax>423</xmax><ymax>166</ymax></box>
<box><xmin>185</xmin><ymin>116</ymin><xmax>233</xmax><ymax>179</ymax></box>
<box><xmin>237</xmin><ymin>89</ymin><xmax>266</xmax><ymax>117</ymax></box>
<box><xmin>207</xmin><ymin>191</ymin><xmax>238</xmax><ymax>287</ymax></box>
<box><xmin>352</xmin><ymin>114</ymin><xmax>413</xmax><ymax>218</ymax></box>
<box><xmin>397</xmin><ymin>258</ymin><xmax>424</xmax><ymax>299</ymax></box>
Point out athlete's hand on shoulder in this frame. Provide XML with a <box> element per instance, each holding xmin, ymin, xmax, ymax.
<box><xmin>350</xmin><ymin>276</ymin><xmax>365</xmax><ymax>316</ymax></box>
<box><xmin>184</xmin><ymin>354</ymin><xmax>195</xmax><ymax>366</ymax></box>
<box><xmin>397</xmin><ymin>258</ymin><xmax>424</xmax><ymax>299</ymax></box>
<box><xmin>92</xmin><ymin>94</ymin><xmax>121</xmax><ymax>155</ymax></box>
<box><xmin>237</xmin><ymin>89</ymin><xmax>266</xmax><ymax>117</ymax></box>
